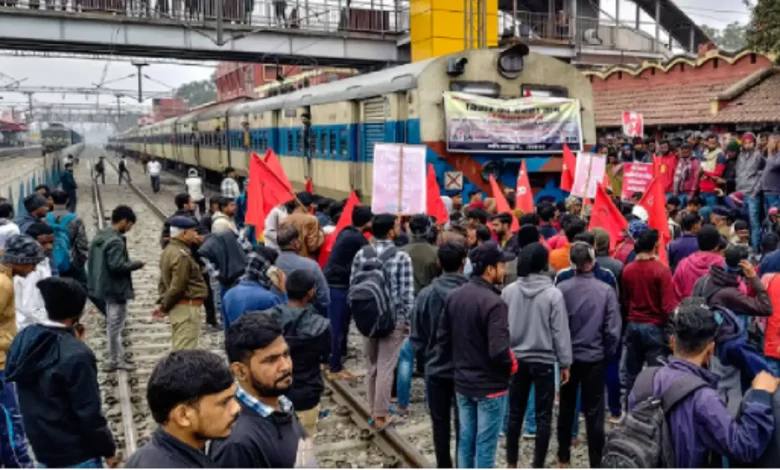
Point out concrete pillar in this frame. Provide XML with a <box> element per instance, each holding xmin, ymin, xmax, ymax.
<box><xmin>410</xmin><ymin>0</ymin><xmax>497</xmax><ymax>61</ymax></box>
<box><xmin>570</xmin><ymin>0</ymin><xmax>577</xmax><ymax>42</ymax></box>
<box><xmin>635</xmin><ymin>0</ymin><xmax>640</xmax><ymax>29</ymax></box>
<box><xmin>654</xmin><ymin>0</ymin><xmax>660</xmax><ymax>52</ymax></box>
<box><xmin>689</xmin><ymin>26</ymin><xmax>695</xmax><ymax>54</ymax></box>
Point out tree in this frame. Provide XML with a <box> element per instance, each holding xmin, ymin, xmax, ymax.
<box><xmin>701</xmin><ymin>22</ymin><xmax>747</xmax><ymax>51</ymax></box>
<box><xmin>746</xmin><ymin>0</ymin><xmax>780</xmax><ymax>54</ymax></box>
<box><xmin>174</xmin><ymin>79</ymin><xmax>217</xmax><ymax>107</ymax></box>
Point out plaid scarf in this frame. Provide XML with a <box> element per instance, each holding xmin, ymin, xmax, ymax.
<box><xmin>242</xmin><ymin>247</ymin><xmax>276</xmax><ymax>290</ymax></box>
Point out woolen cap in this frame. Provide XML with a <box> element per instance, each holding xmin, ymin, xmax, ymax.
<box><xmin>23</xmin><ymin>194</ymin><xmax>48</xmax><ymax>213</ymax></box>
<box><xmin>1</xmin><ymin>234</ymin><xmax>45</xmax><ymax>265</ymax></box>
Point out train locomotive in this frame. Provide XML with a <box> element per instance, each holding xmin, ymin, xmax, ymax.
<box><xmin>110</xmin><ymin>45</ymin><xmax>595</xmax><ymax>202</ymax></box>
<box><xmin>42</xmin><ymin>123</ymin><xmax>83</xmax><ymax>155</ymax></box>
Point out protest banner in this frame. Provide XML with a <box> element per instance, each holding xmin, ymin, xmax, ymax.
<box><xmin>622</xmin><ymin>111</ymin><xmax>644</xmax><ymax>137</ymax></box>
<box><xmin>371</xmin><ymin>143</ymin><xmax>427</xmax><ymax>215</ymax></box>
<box><xmin>571</xmin><ymin>152</ymin><xmax>606</xmax><ymax>199</ymax></box>
<box><xmin>443</xmin><ymin>92</ymin><xmax>583</xmax><ymax>153</ymax></box>
<box><xmin>621</xmin><ymin>162</ymin><xmax>654</xmax><ymax>202</ymax></box>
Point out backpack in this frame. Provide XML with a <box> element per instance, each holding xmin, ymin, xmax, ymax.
<box><xmin>46</xmin><ymin>212</ymin><xmax>76</xmax><ymax>274</ymax></box>
<box><xmin>601</xmin><ymin>367</ymin><xmax>708</xmax><ymax>468</ymax></box>
<box><xmin>348</xmin><ymin>246</ymin><xmax>398</xmax><ymax>339</ymax></box>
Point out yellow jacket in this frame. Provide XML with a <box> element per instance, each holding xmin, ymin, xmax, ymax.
<box><xmin>0</xmin><ymin>265</ymin><xmax>17</xmax><ymax>370</ymax></box>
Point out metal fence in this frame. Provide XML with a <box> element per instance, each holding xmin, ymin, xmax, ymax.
<box><xmin>0</xmin><ymin>0</ymin><xmax>409</xmax><ymax>34</ymax></box>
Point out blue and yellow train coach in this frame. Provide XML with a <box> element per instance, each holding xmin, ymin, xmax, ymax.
<box><xmin>112</xmin><ymin>45</ymin><xmax>595</xmax><ymax>202</ymax></box>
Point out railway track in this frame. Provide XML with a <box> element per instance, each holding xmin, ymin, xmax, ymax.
<box><xmin>84</xmin><ymin>147</ymin><xmax>594</xmax><ymax>468</ymax></box>
<box><xmin>80</xmin><ymin>148</ymin><xmax>430</xmax><ymax>467</ymax></box>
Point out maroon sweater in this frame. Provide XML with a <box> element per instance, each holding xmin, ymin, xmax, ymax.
<box><xmin>621</xmin><ymin>258</ymin><xmax>680</xmax><ymax>325</ymax></box>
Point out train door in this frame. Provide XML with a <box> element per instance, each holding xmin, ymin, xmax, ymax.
<box><xmin>192</xmin><ymin>122</ymin><xmax>201</xmax><ymax>168</ymax></box>
<box><xmin>359</xmin><ymin>96</ymin><xmax>386</xmax><ymax>194</ymax></box>
<box><xmin>302</xmin><ymin>106</ymin><xmax>312</xmax><ymax>180</ymax></box>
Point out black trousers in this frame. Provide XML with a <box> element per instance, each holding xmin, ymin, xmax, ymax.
<box><xmin>203</xmin><ymin>270</ymin><xmax>217</xmax><ymax>326</ymax></box>
<box><xmin>426</xmin><ymin>375</ymin><xmax>459</xmax><ymax>468</ymax></box>
<box><xmin>506</xmin><ymin>361</ymin><xmax>556</xmax><ymax>468</ymax></box>
<box><xmin>557</xmin><ymin>360</ymin><xmax>607</xmax><ymax>467</ymax></box>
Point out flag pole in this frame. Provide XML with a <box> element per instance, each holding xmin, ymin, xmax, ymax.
<box><xmin>397</xmin><ymin>145</ymin><xmax>405</xmax><ymax>218</ymax></box>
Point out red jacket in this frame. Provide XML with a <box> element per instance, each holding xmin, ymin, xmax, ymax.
<box><xmin>699</xmin><ymin>150</ymin><xmax>727</xmax><ymax>194</ymax></box>
<box><xmin>763</xmin><ymin>273</ymin><xmax>780</xmax><ymax>359</ymax></box>
<box><xmin>621</xmin><ymin>258</ymin><xmax>679</xmax><ymax>325</ymax></box>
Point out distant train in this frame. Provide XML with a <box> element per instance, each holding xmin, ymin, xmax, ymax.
<box><xmin>42</xmin><ymin>124</ymin><xmax>83</xmax><ymax>155</ymax></box>
<box><xmin>109</xmin><ymin>46</ymin><xmax>596</xmax><ymax>202</ymax></box>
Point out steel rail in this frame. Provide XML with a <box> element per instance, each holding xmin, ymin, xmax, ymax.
<box><xmin>91</xmin><ymin>153</ymin><xmax>138</xmax><ymax>460</ymax></box>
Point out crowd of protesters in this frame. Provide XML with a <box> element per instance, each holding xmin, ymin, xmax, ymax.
<box><xmin>5</xmin><ymin>135</ymin><xmax>780</xmax><ymax>470</ymax></box>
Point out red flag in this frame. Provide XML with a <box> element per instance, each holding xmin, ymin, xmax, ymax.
<box><xmin>246</xmin><ymin>150</ymin><xmax>297</xmax><ymax>233</ymax></box>
<box><xmin>561</xmin><ymin>143</ymin><xmax>576</xmax><ymax>192</ymax></box>
<box><xmin>515</xmin><ymin>159</ymin><xmax>534</xmax><ymax>214</ymax></box>
<box><xmin>489</xmin><ymin>175</ymin><xmax>520</xmax><ymax>232</ymax></box>
<box><xmin>426</xmin><ymin>164</ymin><xmax>449</xmax><ymax>225</ymax></box>
<box><xmin>304</xmin><ymin>178</ymin><xmax>314</xmax><ymax>214</ymax></box>
<box><xmin>588</xmin><ymin>184</ymin><xmax>628</xmax><ymax>251</ymax></box>
<box><xmin>253</xmin><ymin>150</ymin><xmax>295</xmax><ymax>215</ymax></box>
<box><xmin>318</xmin><ymin>191</ymin><xmax>360</xmax><ymax>268</ymax></box>
<box><xmin>639</xmin><ymin>176</ymin><xmax>671</xmax><ymax>266</ymax></box>
<box><xmin>245</xmin><ymin>154</ymin><xmax>266</xmax><ymax>231</ymax></box>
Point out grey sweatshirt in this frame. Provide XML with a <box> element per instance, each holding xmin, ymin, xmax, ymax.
<box><xmin>557</xmin><ymin>272</ymin><xmax>621</xmax><ymax>363</ymax></box>
<box><xmin>501</xmin><ymin>274</ymin><xmax>572</xmax><ymax>368</ymax></box>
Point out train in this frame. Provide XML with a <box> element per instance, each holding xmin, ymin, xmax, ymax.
<box><xmin>41</xmin><ymin>124</ymin><xmax>84</xmax><ymax>155</ymax></box>
<box><xmin>109</xmin><ymin>45</ymin><xmax>595</xmax><ymax>202</ymax></box>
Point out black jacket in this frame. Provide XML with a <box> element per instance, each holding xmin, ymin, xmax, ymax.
<box><xmin>125</xmin><ymin>428</ymin><xmax>215</xmax><ymax>468</ymax></box>
<box><xmin>410</xmin><ymin>272</ymin><xmax>469</xmax><ymax>379</ymax></box>
<box><xmin>210</xmin><ymin>400</ymin><xmax>306</xmax><ymax>468</ymax></box>
<box><xmin>323</xmin><ymin>226</ymin><xmax>367</xmax><ymax>289</ymax></box>
<box><xmin>5</xmin><ymin>325</ymin><xmax>115</xmax><ymax>467</ymax></box>
<box><xmin>198</xmin><ymin>231</ymin><xmax>247</xmax><ymax>287</ymax></box>
<box><xmin>437</xmin><ymin>277</ymin><xmax>513</xmax><ymax>398</ymax></box>
<box><xmin>257</xmin><ymin>304</ymin><xmax>331</xmax><ymax>411</ymax></box>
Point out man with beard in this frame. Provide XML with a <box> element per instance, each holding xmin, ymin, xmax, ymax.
<box><xmin>125</xmin><ymin>350</ymin><xmax>239</xmax><ymax>467</ymax></box>
<box><xmin>210</xmin><ymin>314</ymin><xmax>310</xmax><ymax>468</ymax></box>
<box><xmin>491</xmin><ymin>213</ymin><xmax>515</xmax><ymax>251</ymax></box>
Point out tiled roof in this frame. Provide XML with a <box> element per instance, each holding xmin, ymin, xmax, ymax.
<box><xmin>585</xmin><ymin>49</ymin><xmax>772</xmax><ymax>80</ymax></box>
<box><xmin>708</xmin><ymin>71</ymin><xmax>780</xmax><ymax>123</ymax></box>
<box><xmin>593</xmin><ymin>81</ymin><xmax>733</xmax><ymax>127</ymax></box>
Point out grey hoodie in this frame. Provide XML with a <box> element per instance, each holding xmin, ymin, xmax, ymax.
<box><xmin>501</xmin><ymin>273</ymin><xmax>572</xmax><ymax>367</ymax></box>
<box><xmin>735</xmin><ymin>148</ymin><xmax>765</xmax><ymax>196</ymax></box>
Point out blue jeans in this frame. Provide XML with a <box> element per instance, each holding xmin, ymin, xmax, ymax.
<box><xmin>606</xmin><ymin>345</ymin><xmax>622</xmax><ymax>417</ymax></box>
<box><xmin>39</xmin><ymin>458</ymin><xmax>102</xmax><ymax>468</ymax></box>
<box><xmin>766</xmin><ymin>194</ymin><xmax>780</xmax><ymax>218</ymax></box>
<box><xmin>0</xmin><ymin>371</ymin><xmax>32</xmax><ymax>468</ymax></box>
<box><xmin>327</xmin><ymin>287</ymin><xmax>350</xmax><ymax>373</ymax></box>
<box><xmin>456</xmin><ymin>393</ymin><xmax>507</xmax><ymax>468</ymax></box>
<box><xmin>621</xmin><ymin>322</ymin><xmax>669</xmax><ymax>407</ymax></box>
<box><xmin>745</xmin><ymin>195</ymin><xmax>762</xmax><ymax>249</ymax></box>
<box><xmin>702</xmin><ymin>193</ymin><xmax>718</xmax><ymax>207</ymax></box>
<box><xmin>396</xmin><ymin>337</ymin><xmax>414</xmax><ymax>410</ymax></box>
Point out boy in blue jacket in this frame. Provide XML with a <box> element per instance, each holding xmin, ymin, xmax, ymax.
<box><xmin>628</xmin><ymin>299</ymin><xmax>776</xmax><ymax>467</ymax></box>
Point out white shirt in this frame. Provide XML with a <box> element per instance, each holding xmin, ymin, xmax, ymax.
<box><xmin>0</xmin><ymin>220</ymin><xmax>20</xmax><ymax>250</ymax></box>
<box><xmin>185</xmin><ymin>176</ymin><xmax>205</xmax><ymax>202</ymax></box>
<box><xmin>263</xmin><ymin>205</ymin><xmax>289</xmax><ymax>252</ymax></box>
<box><xmin>14</xmin><ymin>259</ymin><xmax>52</xmax><ymax>331</ymax></box>
<box><xmin>147</xmin><ymin>161</ymin><xmax>162</xmax><ymax>176</ymax></box>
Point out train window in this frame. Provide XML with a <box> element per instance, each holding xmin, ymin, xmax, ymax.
<box><xmin>320</xmin><ymin>132</ymin><xmax>328</xmax><ymax>156</ymax></box>
<box><xmin>287</xmin><ymin>130</ymin><xmax>293</xmax><ymax>154</ymax></box>
<box><xmin>340</xmin><ymin>129</ymin><xmax>348</xmax><ymax>158</ymax></box>
<box><xmin>330</xmin><ymin>130</ymin><xmax>337</xmax><ymax>155</ymax></box>
<box><xmin>450</xmin><ymin>81</ymin><xmax>500</xmax><ymax>98</ymax></box>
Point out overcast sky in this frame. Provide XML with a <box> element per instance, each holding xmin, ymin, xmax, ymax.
<box><xmin>0</xmin><ymin>0</ymin><xmax>751</xmax><ymax>115</ymax></box>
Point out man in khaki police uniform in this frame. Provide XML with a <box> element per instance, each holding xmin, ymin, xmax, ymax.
<box><xmin>153</xmin><ymin>216</ymin><xmax>208</xmax><ymax>350</ymax></box>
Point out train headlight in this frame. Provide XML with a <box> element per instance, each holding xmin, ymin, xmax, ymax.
<box><xmin>498</xmin><ymin>44</ymin><xmax>529</xmax><ymax>79</ymax></box>
<box><xmin>447</xmin><ymin>57</ymin><xmax>469</xmax><ymax>77</ymax></box>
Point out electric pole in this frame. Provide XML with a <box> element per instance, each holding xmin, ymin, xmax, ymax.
<box><xmin>131</xmin><ymin>60</ymin><xmax>149</xmax><ymax>103</ymax></box>
<box><xmin>24</xmin><ymin>91</ymin><xmax>33</xmax><ymax>124</ymax></box>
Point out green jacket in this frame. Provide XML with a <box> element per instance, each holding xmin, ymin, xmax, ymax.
<box><xmin>87</xmin><ymin>227</ymin><xmax>143</xmax><ymax>302</ymax></box>
<box><xmin>401</xmin><ymin>238</ymin><xmax>441</xmax><ymax>295</ymax></box>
